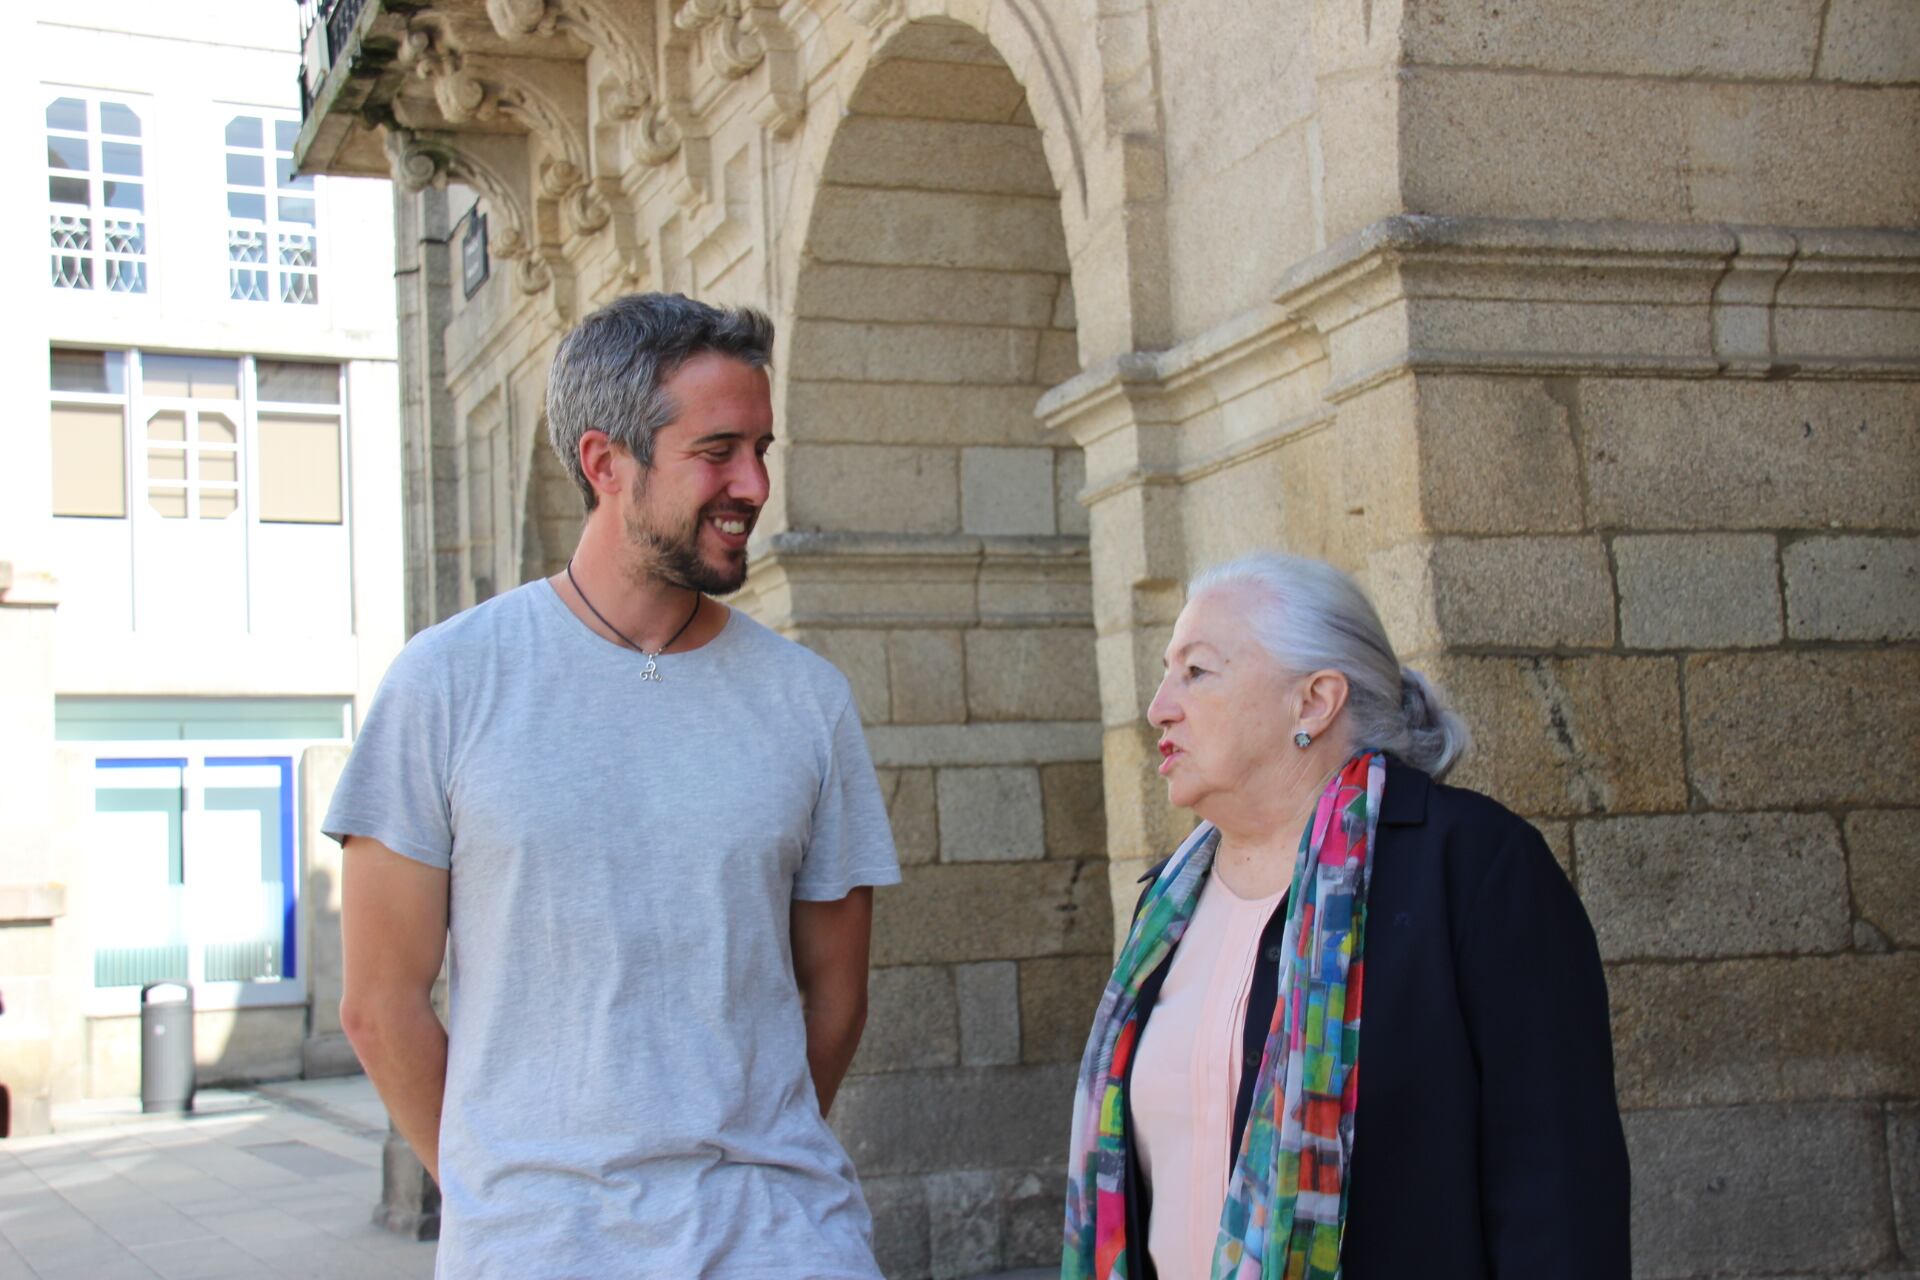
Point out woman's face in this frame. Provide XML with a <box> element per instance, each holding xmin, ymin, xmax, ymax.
<box><xmin>1146</xmin><ymin>586</ymin><xmax>1302</xmax><ymax>818</ymax></box>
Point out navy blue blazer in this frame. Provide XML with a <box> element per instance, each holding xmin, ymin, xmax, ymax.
<box><xmin>1120</xmin><ymin>758</ymin><xmax>1631</xmax><ymax>1279</ymax></box>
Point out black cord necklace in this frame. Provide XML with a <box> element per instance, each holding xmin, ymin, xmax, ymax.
<box><xmin>565</xmin><ymin>559</ymin><xmax>702</xmax><ymax>685</ymax></box>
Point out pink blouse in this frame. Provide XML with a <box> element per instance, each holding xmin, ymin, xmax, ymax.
<box><xmin>1131</xmin><ymin>872</ymin><xmax>1286</xmax><ymax>1279</ymax></box>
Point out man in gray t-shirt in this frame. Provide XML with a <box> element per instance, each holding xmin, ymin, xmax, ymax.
<box><xmin>328</xmin><ymin>295</ymin><xmax>899</xmax><ymax>1279</ymax></box>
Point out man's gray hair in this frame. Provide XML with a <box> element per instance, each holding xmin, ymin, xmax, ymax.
<box><xmin>1189</xmin><ymin>551</ymin><xmax>1471</xmax><ymax>778</ymax></box>
<box><xmin>546</xmin><ymin>292</ymin><xmax>774</xmax><ymax>510</ymax></box>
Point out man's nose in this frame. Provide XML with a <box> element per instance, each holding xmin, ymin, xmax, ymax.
<box><xmin>730</xmin><ymin>453</ymin><xmax>770</xmax><ymax>507</ymax></box>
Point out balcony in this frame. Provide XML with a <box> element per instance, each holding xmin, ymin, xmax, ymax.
<box><xmin>291</xmin><ymin>0</ymin><xmax>807</xmax><ymax>314</ymax></box>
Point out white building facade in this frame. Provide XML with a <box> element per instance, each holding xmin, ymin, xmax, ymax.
<box><xmin>0</xmin><ymin>0</ymin><xmax>404</xmax><ymax>1130</ymax></box>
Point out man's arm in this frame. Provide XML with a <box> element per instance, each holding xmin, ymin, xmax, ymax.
<box><xmin>339</xmin><ymin>835</ymin><xmax>451</xmax><ymax>1184</ymax></box>
<box><xmin>790</xmin><ymin>887</ymin><xmax>874</xmax><ymax>1116</ymax></box>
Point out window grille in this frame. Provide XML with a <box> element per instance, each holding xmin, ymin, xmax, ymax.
<box><xmin>46</xmin><ymin>94</ymin><xmax>148</xmax><ymax>294</ymax></box>
<box><xmin>224</xmin><ymin>114</ymin><xmax>320</xmax><ymax>305</ymax></box>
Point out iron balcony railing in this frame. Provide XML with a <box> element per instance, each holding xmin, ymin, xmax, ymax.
<box><xmin>296</xmin><ymin>0</ymin><xmax>368</xmax><ymax>119</ymax></box>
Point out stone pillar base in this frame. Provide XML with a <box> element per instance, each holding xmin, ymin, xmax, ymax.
<box><xmin>373</xmin><ymin>1125</ymin><xmax>440</xmax><ymax>1241</ymax></box>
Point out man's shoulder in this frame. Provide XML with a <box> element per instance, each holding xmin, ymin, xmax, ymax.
<box><xmin>387</xmin><ymin>583</ymin><xmax>548</xmax><ymax>676</ymax></box>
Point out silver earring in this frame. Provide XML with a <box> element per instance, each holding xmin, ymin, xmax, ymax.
<box><xmin>1293</xmin><ymin>730</ymin><xmax>1313</xmax><ymax>749</ymax></box>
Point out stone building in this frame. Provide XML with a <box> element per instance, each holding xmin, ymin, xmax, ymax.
<box><xmin>0</xmin><ymin>0</ymin><xmax>402</xmax><ymax>1136</ymax></box>
<box><xmin>294</xmin><ymin>1</ymin><xmax>1919</xmax><ymax>1275</ymax></box>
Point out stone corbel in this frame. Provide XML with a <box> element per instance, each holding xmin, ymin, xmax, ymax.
<box><xmin>671</xmin><ymin>0</ymin><xmax>805</xmax><ymax>134</ymax></box>
<box><xmin>382</xmin><ymin>125</ymin><xmax>561</xmax><ymax>302</ymax></box>
<box><xmin>1711</xmin><ymin>230</ymin><xmax>1799</xmax><ymax>376</ymax></box>
<box><xmin>846</xmin><ymin>0</ymin><xmax>902</xmax><ymax>33</ymax></box>
<box><xmin>397</xmin><ymin>14</ymin><xmax>609</xmax><ymax>243</ymax></box>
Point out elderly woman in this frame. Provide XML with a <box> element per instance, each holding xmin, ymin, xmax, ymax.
<box><xmin>1063</xmin><ymin>552</ymin><xmax>1629</xmax><ymax>1280</ymax></box>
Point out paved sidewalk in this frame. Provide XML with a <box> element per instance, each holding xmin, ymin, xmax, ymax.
<box><xmin>0</xmin><ymin>1075</ymin><xmax>1057</xmax><ymax>1280</ymax></box>
<box><xmin>0</xmin><ymin>1077</ymin><xmax>433</xmax><ymax>1279</ymax></box>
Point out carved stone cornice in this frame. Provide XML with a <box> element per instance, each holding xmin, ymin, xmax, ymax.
<box><xmin>845</xmin><ymin>0</ymin><xmax>902</xmax><ymax>31</ymax></box>
<box><xmin>669</xmin><ymin>0</ymin><xmax>804</xmax><ymax>135</ymax></box>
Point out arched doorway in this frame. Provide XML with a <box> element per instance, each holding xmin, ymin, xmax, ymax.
<box><xmin>763</xmin><ymin>17</ymin><xmax>1112</xmax><ymax>1277</ymax></box>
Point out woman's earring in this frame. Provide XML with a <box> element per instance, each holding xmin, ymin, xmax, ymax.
<box><xmin>1293</xmin><ymin>730</ymin><xmax>1313</xmax><ymax>749</ymax></box>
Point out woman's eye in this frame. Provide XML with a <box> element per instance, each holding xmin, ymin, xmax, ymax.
<box><xmin>1187</xmin><ymin>665</ymin><xmax>1206</xmax><ymax>679</ymax></box>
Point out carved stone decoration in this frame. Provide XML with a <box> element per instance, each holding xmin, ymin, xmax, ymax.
<box><xmin>484</xmin><ymin>0</ymin><xmax>560</xmax><ymax>38</ymax></box>
<box><xmin>380</xmin><ymin>125</ymin><xmax>554</xmax><ymax>298</ymax></box>
<box><xmin>846</xmin><ymin>0</ymin><xmax>902</xmax><ymax>31</ymax></box>
<box><xmin>673</xmin><ymin>0</ymin><xmax>766</xmax><ymax>80</ymax></box>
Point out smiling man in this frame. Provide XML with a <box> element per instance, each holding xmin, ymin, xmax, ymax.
<box><xmin>325</xmin><ymin>294</ymin><xmax>899</xmax><ymax>1279</ymax></box>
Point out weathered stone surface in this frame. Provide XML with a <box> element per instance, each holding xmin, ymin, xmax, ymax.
<box><xmin>1894</xmin><ymin>1102</ymin><xmax>1920</xmax><ymax>1262</ymax></box>
<box><xmin>1055</xmin><ymin>447</ymin><xmax>1089</xmax><ymax>538</ymax></box>
<box><xmin>1583</xmin><ymin>381</ymin><xmax>1920</xmax><ymax>531</ymax></box>
<box><xmin>1578</xmin><ymin>812</ymin><xmax>1850</xmax><ymax>959</ymax></box>
<box><xmin>1404</xmin><ymin>0</ymin><xmax>1826</xmax><ymax>79</ymax></box>
<box><xmin>926</xmin><ymin>1170</ymin><xmax>1000</xmax><ymax>1279</ymax></box>
<box><xmin>785</xmin><ymin>444</ymin><xmax>959</xmax><ymax>536</ymax></box>
<box><xmin>1819</xmin><ymin>0</ymin><xmax>1920</xmax><ymax>82</ymax></box>
<box><xmin>964</xmin><ymin>628</ymin><xmax>1101</xmax><ymax>722</ymax></box>
<box><xmin>1686</xmin><ymin>651</ymin><xmax>1920</xmax><ymax>809</ymax></box>
<box><xmin>1625</xmin><ymin>1103</ymin><xmax>1895</xmax><ymax>1278</ymax></box>
<box><xmin>1437</xmin><ymin>655</ymin><xmax>1687</xmax><ymax>816</ymax></box>
<box><xmin>1615</xmin><ymin>534</ymin><xmax>1783</xmax><ymax>650</ymax></box>
<box><xmin>786</xmin><ymin>381</ymin><xmax>1055</xmax><ymax>448</ymax></box>
<box><xmin>1428</xmin><ymin>536</ymin><xmax>1617</xmax><ymax>648</ymax></box>
<box><xmin>831</xmin><ymin>1063</ymin><xmax>1078</xmax><ymax>1176</ymax></box>
<box><xmin>1040</xmin><ymin>761</ymin><xmax>1106</xmax><ymax>861</ymax></box>
<box><xmin>889</xmin><ymin>629</ymin><xmax>967</xmax><ymax>725</ymax></box>
<box><xmin>936</xmin><ymin>766</ymin><xmax>1045</xmax><ymax>863</ymax></box>
<box><xmin>849</xmin><ymin>56</ymin><xmax>1028</xmax><ymax>123</ymax></box>
<box><xmin>1610</xmin><ymin>954</ymin><xmax>1920</xmax><ymax>1109</ymax></box>
<box><xmin>1404</xmin><ymin>70</ymin><xmax>1920</xmax><ymax>226</ymax></box>
<box><xmin>871</xmin><ymin>861</ymin><xmax>1110</xmax><ymax>967</ymax></box>
<box><xmin>824</xmin><ymin>117</ymin><xmax>1055</xmax><ymax>197</ymax></box>
<box><xmin>798</xmin><ymin>627</ymin><xmax>891</xmax><ymax>721</ymax></box>
<box><xmin>1415</xmin><ymin>377</ymin><xmax>1586</xmax><ymax>534</ymax></box>
<box><xmin>955</xmin><ymin>961</ymin><xmax>1020</xmax><ymax>1067</ymax></box>
<box><xmin>866</xmin><ymin>721</ymin><xmax>1101</xmax><ymax>769</ymax></box>
<box><xmin>795</xmin><ymin>263</ymin><xmax>1060</xmax><ymax>328</ymax></box>
<box><xmin>1783</xmin><ymin>535</ymin><xmax>1920</xmax><ymax>642</ymax></box>
<box><xmin>791</xmin><ymin>319</ymin><xmax>1043</xmax><ymax>384</ymax></box>
<box><xmin>1848</xmin><ymin>810</ymin><xmax>1920</xmax><ymax>948</ymax></box>
<box><xmin>999</xmin><ymin>1165</ymin><xmax>1065</xmax><ymax>1269</ymax></box>
<box><xmin>1019</xmin><ymin>954</ymin><xmax>1108</xmax><ymax>1065</ymax></box>
<box><xmin>863</xmin><ymin>1174</ymin><xmax>931</xmax><ymax>1280</ymax></box>
<box><xmin>809</xmin><ymin>188</ymin><xmax>1070</xmax><ymax>273</ymax></box>
<box><xmin>855</xmin><ymin>965</ymin><xmax>959</xmax><ymax>1075</ymax></box>
<box><xmin>881</xmin><ymin>767</ymin><xmax>940</xmax><ymax>866</ymax></box>
<box><xmin>962</xmin><ymin>447</ymin><xmax>1057</xmax><ymax>536</ymax></box>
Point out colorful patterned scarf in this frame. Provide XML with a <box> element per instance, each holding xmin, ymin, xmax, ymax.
<box><xmin>1062</xmin><ymin>750</ymin><xmax>1385</xmax><ymax>1280</ymax></box>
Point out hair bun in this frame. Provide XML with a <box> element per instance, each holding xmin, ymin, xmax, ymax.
<box><xmin>1398</xmin><ymin>666</ymin><xmax>1471</xmax><ymax>779</ymax></box>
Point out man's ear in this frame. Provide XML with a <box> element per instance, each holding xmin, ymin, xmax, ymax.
<box><xmin>578</xmin><ymin>430</ymin><xmax>625</xmax><ymax>503</ymax></box>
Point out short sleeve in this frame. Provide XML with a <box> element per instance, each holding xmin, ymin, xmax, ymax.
<box><xmin>322</xmin><ymin>637</ymin><xmax>455</xmax><ymax>870</ymax></box>
<box><xmin>793</xmin><ymin>693</ymin><xmax>901</xmax><ymax>901</ymax></box>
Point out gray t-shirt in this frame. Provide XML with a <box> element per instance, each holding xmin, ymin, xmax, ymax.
<box><xmin>324</xmin><ymin>581</ymin><xmax>899</xmax><ymax>1279</ymax></box>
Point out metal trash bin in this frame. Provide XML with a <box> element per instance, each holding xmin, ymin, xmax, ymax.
<box><xmin>140</xmin><ymin>981</ymin><xmax>195</xmax><ymax>1114</ymax></box>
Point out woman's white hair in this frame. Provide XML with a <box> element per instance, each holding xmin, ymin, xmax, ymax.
<box><xmin>1189</xmin><ymin>551</ymin><xmax>1471</xmax><ymax>778</ymax></box>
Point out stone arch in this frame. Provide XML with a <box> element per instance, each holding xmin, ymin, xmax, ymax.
<box><xmin>757</xmin><ymin>17</ymin><xmax>1114</xmax><ymax>1277</ymax></box>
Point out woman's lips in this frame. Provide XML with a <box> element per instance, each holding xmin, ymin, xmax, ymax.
<box><xmin>1157</xmin><ymin>741</ymin><xmax>1181</xmax><ymax>775</ymax></box>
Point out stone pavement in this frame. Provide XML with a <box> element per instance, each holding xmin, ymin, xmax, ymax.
<box><xmin>0</xmin><ymin>1074</ymin><xmax>1057</xmax><ymax>1280</ymax></box>
<box><xmin>0</xmin><ymin>1076</ymin><xmax>433</xmax><ymax>1279</ymax></box>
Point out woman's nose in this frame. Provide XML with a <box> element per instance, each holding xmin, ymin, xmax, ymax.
<box><xmin>1147</xmin><ymin>676</ymin><xmax>1179</xmax><ymax>728</ymax></box>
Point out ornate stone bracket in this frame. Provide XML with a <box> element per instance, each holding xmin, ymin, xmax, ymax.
<box><xmin>381</xmin><ymin>124</ymin><xmax>576</xmax><ymax>325</ymax></box>
<box><xmin>671</xmin><ymin>0</ymin><xmax>805</xmax><ymax>135</ymax></box>
<box><xmin>397</xmin><ymin>12</ymin><xmax>611</xmax><ymax>242</ymax></box>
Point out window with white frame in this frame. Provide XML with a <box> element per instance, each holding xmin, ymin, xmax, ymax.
<box><xmin>50</xmin><ymin>347</ymin><xmax>345</xmax><ymax>526</ymax></box>
<box><xmin>224</xmin><ymin>114</ymin><xmax>319</xmax><ymax>305</ymax></box>
<box><xmin>46</xmin><ymin>93</ymin><xmax>149</xmax><ymax>293</ymax></box>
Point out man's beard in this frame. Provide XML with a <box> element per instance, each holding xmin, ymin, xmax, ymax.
<box><xmin>621</xmin><ymin>489</ymin><xmax>753</xmax><ymax>596</ymax></box>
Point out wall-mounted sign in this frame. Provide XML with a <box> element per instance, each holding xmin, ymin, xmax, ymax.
<box><xmin>461</xmin><ymin>210</ymin><xmax>489</xmax><ymax>299</ymax></box>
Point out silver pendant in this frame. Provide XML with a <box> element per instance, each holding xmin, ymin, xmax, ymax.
<box><xmin>638</xmin><ymin>656</ymin><xmax>661</xmax><ymax>683</ymax></box>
